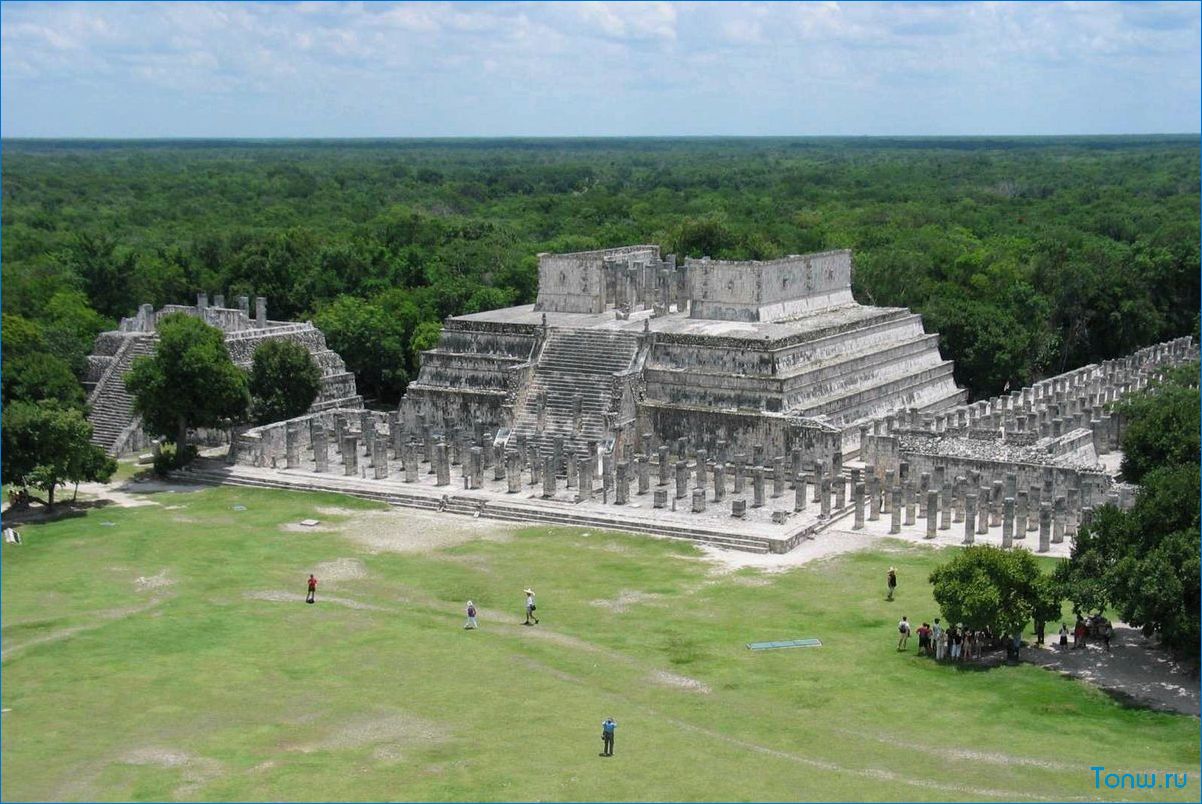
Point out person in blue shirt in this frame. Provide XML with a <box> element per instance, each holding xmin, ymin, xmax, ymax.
<box><xmin>601</xmin><ymin>717</ymin><xmax>616</xmax><ymax>757</ymax></box>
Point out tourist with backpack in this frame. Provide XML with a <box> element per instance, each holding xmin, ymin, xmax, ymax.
<box><xmin>896</xmin><ymin>616</ymin><xmax>910</xmax><ymax>650</ymax></box>
<box><xmin>600</xmin><ymin>717</ymin><xmax>617</xmax><ymax>757</ymax></box>
<box><xmin>886</xmin><ymin>567</ymin><xmax>897</xmax><ymax>601</ymax></box>
<box><xmin>464</xmin><ymin>600</ymin><xmax>478</xmax><ymax>629</ymax></box>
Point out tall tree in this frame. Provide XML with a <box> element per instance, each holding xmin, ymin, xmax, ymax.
<box><xmin>929</xmin><ymin>545</ymin><xmax>1059</xmax><ymax>643</ymax></box>
<box><xmin>1</xmin><ymin>402</ymin><xmax>116</xmax><ymax>508</ymax></box>
<box><xmin>125</xmin><ymin>313</ymin><xmax>249</xmax><ymax>452</ymax></box>
<box><xmin>249</xmin><ymin>339</ymin><xmax>322</xmax><ymax>425</ymax></box>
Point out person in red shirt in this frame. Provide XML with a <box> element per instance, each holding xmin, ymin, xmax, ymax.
<box><xmin>306</xmin><ymin>574</ymin><xmax>318</xmax><ymax>604</ymax></box>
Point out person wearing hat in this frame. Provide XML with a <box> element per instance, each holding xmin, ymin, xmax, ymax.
<box><xmin>886</xmin><ymin>566</ymin><xmax>897</xmax><ymax>601</ymax></box>
<box><xmin>464</xmin><ymin>600</ymin><xmax>478</xmax><ymax>630</ymax></box>
<box><xmin>600</xmin><ymin>717</ymin><xmax>617</xmax><ymax>757</ymax></box>
<box><xmin>524</xmin><ymin>588</ymin><xmax>539</xmax><ymax>625</ymax></box>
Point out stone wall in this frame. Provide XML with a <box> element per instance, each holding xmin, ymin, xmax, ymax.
<box><xmin>534</xmin><ymin>245</ymin><xmax>660</xmax><ymax>313</ymax></box>
<box><xmin>686</xmin><ymin>250</ymin><xmax>854</xmax><ymax>322</ymax></box>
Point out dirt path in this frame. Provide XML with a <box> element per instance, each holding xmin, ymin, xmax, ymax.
<box><xmin>1023</xmin><ymin>626</ymin><xmax>1199</xmax><ymax>716</ymax></box>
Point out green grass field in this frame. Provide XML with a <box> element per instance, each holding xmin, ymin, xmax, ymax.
<box><xmin>2</xmin><ymin>486</ymin><xmax>1197</xmax><ymax>801</ymax></box>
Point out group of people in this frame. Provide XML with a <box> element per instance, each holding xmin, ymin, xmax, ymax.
<box><xmin>1058</xmin><ymin>616</ymin><xmax>1113</xmax><ymax>651</ymax></box>
<box><xmin>301</xmin><ymin>574</ymin><xmax>540</xmax><ymax>628</ymax></box>
<box><xmin>899</xmin><ymin>617</ymin><xmax>1000</xmax><ymax>661</ymax></box>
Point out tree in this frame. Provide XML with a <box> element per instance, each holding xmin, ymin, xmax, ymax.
<box><xmin>249</xmin><ymin>339</ymin><xmax>322</xmax><ymax>425</ymax></box>
<box><xmin>410</xmin><ymin>320</ymin><xmax>443</xmax><ymax>368</ymax></box>
<box><xmin>1055</xmin><ymin>464</ymin><xmax>1200</xmax><ymax>653</ymax></box>
<box><xmin>1</xmin><ymin>402</ymin><xmax>116</xmax><ymax>508</ymax></box>
<box><xmin>125</xmin><ymin>313</ymin><xmax>249</xmax><ymax>452</ymax></box>
<box><xmin>313</xmin><ymin>295</ymin><xmax>409</xmax><ymax>403</ymax></box>
<box><xmin>1116</xmin><ymin>362</ymin><xmax>1199</xmax><ymax>482</ymax></box>
<box><xmin>929</xmin><ymin>545</ymin><xmax>1059</xmax><ymax>642</ymax></box>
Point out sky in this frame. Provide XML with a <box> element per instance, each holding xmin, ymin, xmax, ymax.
<box><xmin>2</xmin><ymin>1</ymin><xmax>1199</xmax><ymax>138</ymax></box>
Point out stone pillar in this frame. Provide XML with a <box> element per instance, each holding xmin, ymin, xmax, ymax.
<box><xmin>977</xmin><ymin>488</ymin><xmax>989</xmax><ymax>534</ymax></box>
<box><xmin>752</xmin><ymin>466</ymin><xmax>765</xmax><ymax>508</ymax></box>
<box><xmin>939</xmin><ymin>490</ymin><xmax>951</xmax><ymax>530</ymax></box>
<box><xmin>285</xmin><ymin>424</ymin><xmax>299</xmax><ymax>469</ymax></box>
<box><xmin>542</xmin><ymin>455</ymin><xmax>556</xmax><ymax>498</ymax></box>
<box><xmin>615</xmin><ymin>462</ymin><xmax>629</xmax><ymax>505</ymax></box>
<box><xmin>313</xmin><ymin>426</ymin><xmax>328</xmax><ymax>473</ymax></box>
<box><xmin>1002</xmin><ymin>497</ymin><xmax>1015</xmax><ymax>548</ymax></box>
<box><xmin>658</xmin><ymin>446</ymin><xmax>671</xmax><ymax>486</ymax></box>
<box><xmin>771</xmin><ymin>455</ymin><xmax>785</xmax><ymax>498</ymax></box>
<box><xmin>1066</xmin><ymin>487</ymin><xmax>1080</xmax><ymax>537</ymax></box>
<box><xmin>1027</xmin><ymin>486</ymin><xmax>1041</xmax><ymax>531</ymax></box>
<box><xmin>853</xmin><ymin>483</ymin><xmax>865</xmax><ymax>530</ymax></box>
<box><xmin>990</xmin><ymin>481</ymin><xmax>1004</xmax><ymax>527</ymax></box>
<box><xmin>964</xmin><ymin>494</ymin><xmax>977</xmax><ymax>545</ymax></box>
<box><xmin>882</xmin><ymin>469</ymin><xmax>894</xmax><ymax>513</ymax></box>
<box><xmin>1038</xmin><ymin>504</ymin><xmax>1052</xmax><ymax>553</ymax></box>
<box><xmin>811</xmin><ymin>463</ymin><xmax>823</xmax><ymax>503</ymax></box>
<box><xmin>918</xmin><ymin>472</ymin><xmax>930</xmax><ymax>518</ymax></box>
<box><xmin>920</xmin><ymin>490</ymin><xmax>936</xmax><ymax>539</ymax></box>
<box><xmin>691</xmin><ymin>487</ymin><xmax>706</xmax><ymax>513</ymax></box>
<box><xmin>732</xmin><ymin>499</ymin><xmax>747</xmax><ymax>518</ymax></box>
<box><xmin>343</xmin><ymin>435</ymin><xmax>358</xmax><ymax>476</ymax></box>
<box><xmin>675</xmin><ymin>461</ymin><xmax>689</xmax><ymax>499</ymax></box>
<box><xmin>653</xmin><ymin>489</ymin><xmax>667</xmax><ymax>509</ymax></box>
<box><xmin>197</xmin><ymin>291</ymin><xmax>208</xmax><ymax>310</ymax></box>
<box><xmin>434</xmin><ymin>443</ymin><xmax>450</xmax><ymax>486</ymax></box>
<box><xmin>952</xmin><ymin>476</ymin><xmax>966</xmax><ymax>523</ymax></box>
<box><xmin>466</xmin><ymin>446</ymin><xmax>482</xmax><ymax>489</ymax></box>
<box><xmin>578</xmin><ymin>457</ymin><xmax>594</xmax><ymax>502</ymax></box>
<box><xmin>820</xmin><ymin>478</ymin><xmax>831</xmax><ymax>518</ymax></box>
<box><xmin>373</xmin><ymin>437</ymin><xmax>388</xmax><ymax>479</ymax></box>
<box><xmin>791</xmin><ymin>448</ymin><xmax>803</xmax><ymax>489</ymax></box>
<box><xmin>506</xmin><ymin>452</ymin><xmax>522</xmax><ymax>493</ymax></box>
<box><xmin>404</xmin><ymin>442</ymin><xmax>419</xmax><ymax>483</ymax></box>
<box><xmin>1052</xmin><ymin>496</ymin><xmax>1066</xmax><ymax>543</ymax></box>
<box><xmin>834</xmin><ymin>476</ymin><xmax>846</xmax><ymax>510</ymax></box>
<box><xmin>793</xmin><ymin>473</ymin><xmax>805</xmax><ymax>512</ymax></box>
<box><xmin>890</xmin><ymin>488</ymin><xmax>902</xmax><ymax>534</ymax></box>
<box><xmin>636</xmin><ymin>455</ymin><xmax>650</xmax><ymax>495</ymax></box>
<box><xmin>237</xmin><ymin>296</ymin><xmax>250</xmax><ymax>318</ymax></box>
<box><xmin>255</xmin><ymin>296</ymin><xmax>267</xmax><ymax>328</ymax></box>
<box><xmin>868</xmin><ymin>474</ymin><xmax>881</xmax><ymax>521</ymax></box>
<box><xmin>753</xmin><ymin>443</ymin><xmax>765</xmax><ymax>467</ymax></box>
<box><xmin>528</xmin><ymin>446</ymin><xmax>540</xmax><ymax>486</ymax></box>
<box><xmin>1015</xmin><ymin>491</ymin><xmax>1028</xmax><ymax>539</ymax></box>
<box><xmin>734</xmin><ymin>456</ymin><xmax>747</xmax><ymax>495</ymax></box>
<box><xmin>714</xmin><ymin>463</ymin><xmax>727</xmax><ymax>503</ymax></box>
<box><xmin>903</xmin><ymin>483</ymin><xmax>916</xmax><ymax>526</ymax></box>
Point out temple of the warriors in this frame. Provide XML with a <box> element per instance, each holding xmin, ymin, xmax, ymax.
<box><xmin>200</xmin><ymin>243</ymin><xmax>1195</xmax><ymax>554</ymax></box>
<box><xmin>85</xmin><ymin>294</ymin><xmax>361</xmax><ymax>455</ymax></box>
<box><xmin>400</xmin><ymin>246</ymin><xmax>966</xmax><ymax>469</ymax></box>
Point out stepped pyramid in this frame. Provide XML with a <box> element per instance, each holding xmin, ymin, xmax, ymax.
<box><xmin>85</xmin><ymin>294</ymin><xmax>361</xmax><ymax>455</ymax></box>
<box><xmin>400</xmin><ymin>246</ymin><xmax>965</xmax><ymax>467</ymax></box>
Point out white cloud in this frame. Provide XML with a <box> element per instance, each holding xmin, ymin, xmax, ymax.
<box><xmin>0</xmin><ymin>1</ymin><xmax>1197</xmax><ymax>136</ymax></box>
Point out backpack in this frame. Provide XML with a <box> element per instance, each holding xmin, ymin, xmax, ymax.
<box><xmin>467</xmin><ymin>606</ymin><xmax>476</xmax><ymax>617</ymax></box>
<box><xmin>899</xmin><ymin>623</ymin><xmax>907</xmax><ymax>634</ymax></box>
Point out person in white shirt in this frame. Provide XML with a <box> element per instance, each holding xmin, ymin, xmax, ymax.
<box><xmin>896</xmin><ymin>616</ymin><xmax>911</xmax><ymax>650</ymax></box>
<box><xmin>524</xmin><ymin>588</ymin><xmax>539</xmax><ymax>625</ymax></box>
<box><xmin>932</xmin><ymin>618</ymin><xmax>945</xmax><ymax>661</ymax></box>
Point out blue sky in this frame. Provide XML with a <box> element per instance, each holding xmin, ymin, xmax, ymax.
<box><xmin>2</xmin><ymin>1</ymin><xmax>1199</xmax><ymax>137</ymax></box>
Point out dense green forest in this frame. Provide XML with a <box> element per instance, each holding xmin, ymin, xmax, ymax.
<box><xmin>2</xmin><ymin>136</ymin><xmax>1198</xmax><ymax>408</ymax></box>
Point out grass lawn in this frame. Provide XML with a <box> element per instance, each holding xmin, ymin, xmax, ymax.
<box><xmin>1</xmin><ymin>485</ymin><xmax>1197</xmax><ymax>802</ymax></box>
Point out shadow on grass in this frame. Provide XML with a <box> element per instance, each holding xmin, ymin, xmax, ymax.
<box><xmin>2</xmin><ymin>498</ymin><xmax>115</xmax><ymax>525</ymax></box>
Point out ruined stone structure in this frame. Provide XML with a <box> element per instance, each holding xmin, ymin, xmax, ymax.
<box><xmin>84</xmin><ymin>294</ymin><xmax>361</xmax><ymax>455</ymax></box>
<box><xmin>196</xmin><ymin>243</ymin><xmax>1195</xmax><ymax>555</ymax></box>
<box><xmin>400</xmin><ymin>245</ymin><xmax>965</xmax><ymax>469</ymax></box>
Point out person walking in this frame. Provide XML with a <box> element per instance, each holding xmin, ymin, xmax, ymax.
<box><xmin>917</xmin><ymin>622</ymin><xmax>931</xmax><ymax>655</ymax></box>
<box><xmin>600</xmin><ymin>717</ymin><xmax>617</xmax><ymax>757</ymax></box>
<box><xmin>1101</xmin><ymin>621</ymin><xmax>1113</xmax><ymax>652</ymax></box>
<box><xmin>524</xmin><ymin>588</ymin><xmax>539</xmax><ymax>625</ymax></box>
<box><xmin>1073</xmin><ymin>619</ymin><xmax>1086</xmax><ymax>649</ymax></box>
<box><xmin>932</xmin><ymin>619</ymin><xmax>945</xmax><ymax>661</ymax></box>
<box><xmin>306</xmin><ymin>574</ymin><xmax>318</xmax><ymax>604</ymax></box>
<box><xmin>896</xmin><ymin>616</ymin><xmax>910</xmax><ymax>650</ymax></box>
<box><xmin>1058</xmin><ymin>622</ymin><xmax>1069</xmax><ymax>649</ymax></box>
<box><xmin>886</xmin><ymin>567</ymin><xmax>897</xmax><ymax>601</ymax></box>
<box><xmin>464</xmin><ymin>600</ymin><xmax>478</xmax><ymax>630</ymax></box>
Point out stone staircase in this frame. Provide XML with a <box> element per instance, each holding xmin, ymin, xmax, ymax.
<box><xmin>87</xmin><ymin>334</ymin><xmax>157</xmax><ymax>454</ymax></box>
<box><xmin>178</xmin><ymin>460</ymin><xmax>776</xmax><ymax>553</ymax></box>
<box><xmin>510</xmin><ymin>328</ymin><xmax>641</xmax><ymax>455</ymax></box>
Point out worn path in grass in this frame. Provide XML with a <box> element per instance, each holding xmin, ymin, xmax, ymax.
<box><xmin>2</xmin><ymin>484</ymin><xmax>1198</xmax><ymax>801</ymax></box>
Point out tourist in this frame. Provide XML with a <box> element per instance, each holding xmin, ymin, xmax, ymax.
<box><xmin>306</xmin><ymin>574</ymin><xmax>317</xmax><ymax>604</ymax></box>
<box><xmin>524</xmin><ymin>588</ymin><xmax>539</xmax><ymax>625</ymax></box>
<box><xmin>1058</xmin><ymin>623</ymin><xmax>1069</xmax><ymax>649</ymax></box>
<box><xmin>896</xmin><ymin>616</ymin><xmax>910</xmax><ymax>650</ymax></box>
<box><xmin>962</xmin><ymin>628</ymin><xmax>974</xmax><ymax>661</ymax></box>
<box><xmin>917</xmin><ymin>622</ymin><xmax>931</xmax><ymax>655</ymax></box>
<box><xmin>1101</xmin><ymin>621</ymin><xmax>1113</xmax><ymax>652</ymax></box>
<box><xmin>1034</xmin><ymin>620</ymin><xmax>1045</xmax><ymax>646</ymax></box>
<box><xmin>601</xmin><ymin>717</ymin><xmax>617</xmax><ymax>757</ymax></box>
<box><xmin>886</xmin><ymin>567</ymin><xmax>897</xmax><ymax>601</ymax></box>
<box><xmin>932</xmin><ymin>618</ymin><xmax>945</xmax><ymax>661</ymax></box>
<box><xmin>1073</xmin><ymin>618</ymin><xmax>1086</xmax><ymax>649</ymax></box>
<box><xmin>950</xmin><ymin>623</ymin><xmax>963</xmax><ymax>660</ymax></box>
<box><xmin>464</xmin><ymin>600</ymin><xmax>478</xmax><ymax>630</ymax></box>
